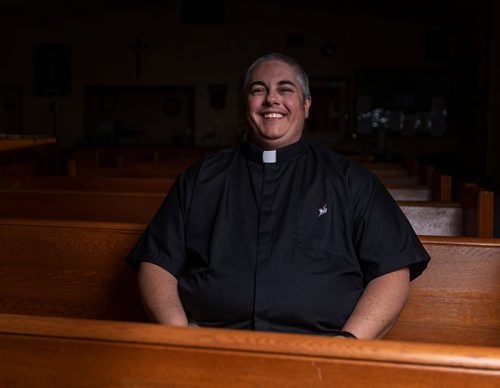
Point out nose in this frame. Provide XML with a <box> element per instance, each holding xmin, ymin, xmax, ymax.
<box><xmin>264</xmin><ymin>89</ymin><xmax>279</xmax><ymax>105</ymax></box>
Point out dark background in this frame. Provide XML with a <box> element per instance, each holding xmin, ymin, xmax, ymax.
<box><xmin>0</xmin><ymin>0</ymin><xmax>498</xmax><ymax>192</ymax></box>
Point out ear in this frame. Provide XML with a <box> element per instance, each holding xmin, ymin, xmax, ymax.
<box><xmin>303</xmin><ymin>96</ymin><xmax>312</xmax><ymax>119</ymax></box>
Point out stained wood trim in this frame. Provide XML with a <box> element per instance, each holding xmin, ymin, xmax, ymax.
<box><xmin>0</xmin><ymin>217</ymin><xmax>146</xmax><ymax>231</ymax></box>
<box><xmin>1</xmin><ymin>314</ymin><xmax>499</xmax><ymax>371</ymax></box>
<box><xmin>419</xmin><ymin>235</ymin><xmax>500</xmax><ymax>246</ymax></box>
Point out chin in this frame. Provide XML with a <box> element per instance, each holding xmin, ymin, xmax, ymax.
<box><xmin>262</xmin><ymin>128</ymin><xmax>288</xmax><ymax>139</ymax></box>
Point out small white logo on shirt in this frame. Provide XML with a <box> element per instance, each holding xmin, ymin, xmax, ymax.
<box><xmin>318</xmin><ymin>204</ymin><xmax>328</xmax><ymax>217</ymax></box>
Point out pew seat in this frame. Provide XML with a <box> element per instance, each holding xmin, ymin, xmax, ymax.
<box><xmin>1</xmin><ymin>313</ymin><xmax>499</xmax><ymax>387</ymax></box>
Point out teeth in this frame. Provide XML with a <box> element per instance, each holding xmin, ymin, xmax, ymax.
<box><xmin>264</xmin><ymin>113</ymin><xmax>283</xmax><ymax>119</ymax></box>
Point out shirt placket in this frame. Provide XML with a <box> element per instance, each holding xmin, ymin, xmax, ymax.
<box><xmin>253</xmin><ymin>162</ymin><xmax>279</xmax><ymax>331</ymax></box>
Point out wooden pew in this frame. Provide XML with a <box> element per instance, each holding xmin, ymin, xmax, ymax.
<box><xmin>0</xmin><ymin>189</ymin><xmax>166</xmax><ymax>223</ymax></box>
<box><xmin>463</xmin><ymin>183</ymin><xmax>495</xmax><ymax>238</ymax></box>
<box><xmin>67</xmin><ymin>154</ymin><xmax>450</xmax><ymax>203</ymax></box>
<box><xmin>362</xmin><ymin>160</ymin><xmax>452</xmax><ymax>202</ymax></box>
<box><xmin>1</xmin><ymin>314</ymin><xmax>499</xmax><ymax>387</ymax></box>
<box><xmin>388</xmin><ymin>185</ymin><xmax>432</xmax><ymax>201</ymax></box>
<box><xmin>68</xmin><ymin>161</ymin><xmax>193</xmax><ymax>179</ymax></box>
<box><xmin>0</xmin><ymin>175</ymin><xmax>174</xmax><ymax>193</ymax></box>
<box><xmin>0</xmin><ymin>136</ymin><xmax>57</xmax><ymax>152</ymax></box>
<box><xmin>432</xmin><ymin>170</ymin><xmax>452</xmax><ymax>202</ymax></box>
<box><xmin>363</xmin><ymin>161</ymin><xmax>421</xmax><ymax>185</ymax></box>
<box><xmin>399</xmin><ymin>200</ymin><xmax>464</xmax><ymax>236</ymax></box>
<box><xmin>386</xmin><ymin>236</ymin><xmax>500</xmax><ymax>345</ymax></box>
<box><xmin>0</xmin><ymin>163</ymin><xmax>34</xmax><ymax>178</ymax></box>
<box><xmin>398</xmin><ymin>183</ymin><xmax>494</xmax><ymax>238</ymax></box>
<box><xmin>70</xmin><ymin>146</ymin><xmax>209</xmax><ymax>168</ymax></box>
<box><xmin>380</xmin><ymin>171</ymin><xmax>451</xmax><ymax>202</ymax></box>
<box><xmin>68</xmin><ymin>162</ymin><xmax>186</xmax><ymax>178</ymax></box>
<box><xmin>0</xmin><ymin>137</ymin><xmax>61</xmax><ymax>175</ymax></box>
<box><xmin>0</xmin><ymin>186</ymin><xmax>489</xmax><ymax>236</ymax></box>
<box><xmin>0</xmin><ymin>174</ymin><xmax>439</xmax><ymax>208</ymax></box>
<box><xmin>0</xmin><ymin>218</ymin><xmax>148</xmax><ymax>322</ymax></box>
<box><xmin>408</xmin><ymin>187</ymin><xmax>494</xmax><ymax>238</ymax></box>
<box><xmin>0</xmin><ymin>217</ymin><xmax>499</xmax><ymax>347</ymax></box>
<box><xmin>65</xmin><ymin>145</ymin><xmax>211</xmax><ymax>177</ymax></box>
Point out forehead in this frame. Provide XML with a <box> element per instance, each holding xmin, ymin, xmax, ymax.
<box><xmin>250</xmin><ymin>60</ymin><xmax>299</xmax><ymax>83</ymax></box>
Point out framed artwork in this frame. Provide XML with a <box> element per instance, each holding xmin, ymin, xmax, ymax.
<box><xmin>33</xmin><ymin>44</ymin><xmax>71</xmax><ymax>96</ymax></box>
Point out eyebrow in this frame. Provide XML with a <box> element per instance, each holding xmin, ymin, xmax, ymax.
<box><xmin>249</xmin><ymin>80</ymin><xmax>297</xmax><ymax>88</ymax></box>
<box><xmin>249</xmin><ymin>81</ymin><xmax>266</xmax><ymax>88</ymax></box>
<box><xmin>277</xmin><ymin>80</ymin><xmax>297</xmax><ymax>87</ymax></box>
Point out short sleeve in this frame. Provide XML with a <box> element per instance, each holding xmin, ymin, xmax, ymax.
<box><xmin>126</xmin><ymin>165</ymin><xmax>197</xmax><ymax>278</ymax></box>
<box><xmin>350</xmin><ymin>166</ymin><xmax>430</xmax><ymax>284</ymax></box>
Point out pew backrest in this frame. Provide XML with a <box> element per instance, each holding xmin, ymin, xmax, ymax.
<box><xmin>386</xmin><ymin>236</ymin><xmax>500</xmax><ymax>346</ymax></box>
<box><xmin>0</xmin><ymin>175</ymin><xmax>174</xmax><ymax>193</ymax></box>
<box><xmin>399</xmin><ymin>201</ymin><xmax>464</xmax><ymax>236</ymax></box>
<box><xmin>399</xmin><ymin>191</ymin><xmax>494</xmax><ymax>238</ymax></box>
<box><xmin>0</xmin><ymin>218</ymin><xmax>499</xmax><ymax>346</ymax></box>
<box><xmin>388</xmin><ymin>185</ymin><xmax>432</xmax><ymax>201</ymax></box>
<box><xmin>0</xmin><ymin>189</ymin><xmax>165</xmax><ymax>223</ymax></box>
<box><xmin>0</xmin><ymin>163</ymin><xmax>34</xmax><ymax>178</ymax></box>
<box><xmin>69</xmin><ymin>161</ymin><xmax>193</xmax><ymax>178</ymax></box>
<box><xmin>0</xmin><ymin>218</ymin><xmax>148</xmax><ymax>321</ymax></box>
<box><xmin>0</xmin><ymin>188</ymin><xmax>480</xmax><ymax>236</ymax></box>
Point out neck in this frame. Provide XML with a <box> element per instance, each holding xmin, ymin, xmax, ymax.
<box><xmin>249</xmin><ymin>135</ymin><xmax>301</xmax><ymax>151</ymax></box>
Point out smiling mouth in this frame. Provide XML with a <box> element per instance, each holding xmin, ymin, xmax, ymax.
<box><xmin>263</xmin><ymin>113</ymin><xmax>284</xmax><ymax>119</ymax></box>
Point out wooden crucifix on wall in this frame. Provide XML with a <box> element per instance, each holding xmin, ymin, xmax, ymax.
<box><xmin>129</xmin><ymin>37</ymin><xmax>149</xmax><ymax>78</ymax></box>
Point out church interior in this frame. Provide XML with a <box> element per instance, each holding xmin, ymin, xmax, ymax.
<box><xmin>1</xmin><ymin>0</ymin><xmax>500</xmax><ymax>385</ymax></box>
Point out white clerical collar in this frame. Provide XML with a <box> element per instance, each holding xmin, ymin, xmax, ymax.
<box><xmin>262</xmin><ymin>150</ymin><xmax>277</xmax><ymax>163</ymax></box>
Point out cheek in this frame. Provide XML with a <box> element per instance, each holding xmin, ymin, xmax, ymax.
<box><xmin>247</xmin><ymin>96</ymin><xmax>262</xmax><ymax>111</ymax></box>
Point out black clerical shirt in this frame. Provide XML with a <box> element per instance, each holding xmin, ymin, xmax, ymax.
<box><xmin>127</xmin><ymin>138</ymin><xmax>430</xmax><ymax>335</ymax></box>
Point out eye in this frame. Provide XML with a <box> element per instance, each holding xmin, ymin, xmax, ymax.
<box><xmin>278</xmin><ymin>87</ymin><xmax>293</xmax><ymax>93</ymax></box>
<box><xmin>250</xmin><ymin>87</ymin><xmax>266</xmax><ymax>95</ymax></box>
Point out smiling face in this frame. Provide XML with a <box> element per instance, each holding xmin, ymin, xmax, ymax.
<box><xmin>246</xmin><ymin>60</ymin><xmax>311</xmax><ymax>150</ymax></box>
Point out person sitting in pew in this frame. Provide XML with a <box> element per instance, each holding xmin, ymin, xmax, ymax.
<box><xmin>127</xmin><ymin>53</ymin><xmax>431</xmax><ymax>340</ymax></box>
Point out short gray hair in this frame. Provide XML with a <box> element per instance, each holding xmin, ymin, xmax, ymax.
<box><xmin>243</xmin><ymin>53</ymin><xmax>311</xmax><ymax>99</ymax></box>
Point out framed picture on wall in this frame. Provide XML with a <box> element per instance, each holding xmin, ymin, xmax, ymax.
<box><xmin>33</xmin><ymin>44</ymin><xmax>72</xmax><ymax>96</ymax></box>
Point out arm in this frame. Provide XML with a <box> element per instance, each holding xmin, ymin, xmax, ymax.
<box><xmin>341</xmin><ymin>266</ymin><xmax>410</xmax><ymax>339</ymax></box>
<box><xmin>137</xmin><ymin>261</ymin><xmax>188</xmax><ymax>326</ymax></box>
